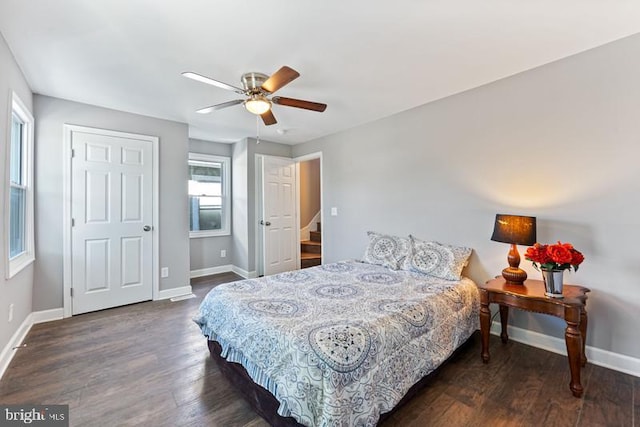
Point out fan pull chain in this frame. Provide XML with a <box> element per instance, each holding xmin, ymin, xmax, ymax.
<box><xmin>256</xmin><ymin>115</ymin><xmax>261</xmax><ymax>144</ymax></box>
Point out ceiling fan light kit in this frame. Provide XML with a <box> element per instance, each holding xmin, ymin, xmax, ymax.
<box><xmin>244</xmin><ymin>94</ymin><xmax>272</xmax><ymax>115</ymax></box>
<box><xmin>183</xmin><ymin>66</ymin><xmax>327</xmax><ymax>126</ymax></box>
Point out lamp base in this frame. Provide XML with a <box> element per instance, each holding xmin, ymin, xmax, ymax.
<box><xmin>502</xmin><ymin>267</ymin><xmax>527</xmax><ymax>286</ymax></box>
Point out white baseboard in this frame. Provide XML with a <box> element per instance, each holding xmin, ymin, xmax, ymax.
<box><xmin>157</xmin><ymin>285</ymin><xmax>193</xmax><ymax>301</ymax></box>
<box><xmin>490</xmin><ymin>322</ymin><xmax>640</xmax><ymax>378</ymax></box>
<box><xmin>0</xmin><ymin>314</ymin><xmax>32</xmax><ymax>381</ymax></box>
<box><xmin>190</xmin><ymin>264</ymin><xmax>256</xmax><ymax>279</ymax></box>
<box><xmin>190</xmin><ymin>265</ymin><xmax>233</xmax><ymax>278</ymax></box>
<box><xmin>31</xmin><ymin>308</ymin><xmax>64</xmax><ymax>324</ymax></box>
<box><xmin>0</xmin><ymin>308</ymin><xmax>64</xmax><ymax>380</ymax></box>
<box><xmin>232</xmin><ymin>265</ymin><xmax>257</xmax><ymax>279</ymax></box>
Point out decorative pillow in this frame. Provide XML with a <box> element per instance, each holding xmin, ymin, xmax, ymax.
<box><xmin>402</xmin><ymin>236</ymin><xmax>472</xmax><ymax>280</ymax></box>
<box><xmin>362</xmin><ymin>231</ymin><xmax>409</xmax><ymax>270</ymax></box>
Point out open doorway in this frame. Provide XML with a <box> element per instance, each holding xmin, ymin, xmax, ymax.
<box><xmin>297</xmin><ymin>155</ymin><xmax>322</xmax><ymax>268</ymax></box>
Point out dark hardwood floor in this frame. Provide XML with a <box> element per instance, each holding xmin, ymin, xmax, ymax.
<box><xmin>1</xmin><ymin>272</ymin><xmax>637</xmax><ymax>426</ymax></box>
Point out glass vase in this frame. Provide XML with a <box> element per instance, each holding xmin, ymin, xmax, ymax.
<box><xmin>541</xmin><ymin>268</ymin><xmax>564</xmax><ymax>298</ymax></box>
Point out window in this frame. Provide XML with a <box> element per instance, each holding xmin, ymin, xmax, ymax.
<box><xmin>5</xmin><ymin>93</ymin><xmax>34</xmax><ymax>278</ymax></box>
<box><xmin>188</xmin><ymin>153</ymin><xmax>230</xmax><ymax>237</ymax></box>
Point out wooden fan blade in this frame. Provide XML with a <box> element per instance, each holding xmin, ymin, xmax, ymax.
<box><xmin>261</xmin><ymin>110</ymin><xmax>277</xmax><ymax>126</ymax></box>
<box><xmin>272</xmin><ymin>96</ymin><xmax>327</xmax><ymax>112</ymax></box>
<box><xmin>182</xmin><ymin>72</ymin><xmax>245</xmax><ymax>94</ymax></box>
<box><xmin>196</xmin><ymin>99</ymin><xmax>244</xmax><ymax>114</ymax></box>
<box><xmin>261</xmin><ymin>66</ymin><xmax>300</xmax><ymax>94</ymax></box>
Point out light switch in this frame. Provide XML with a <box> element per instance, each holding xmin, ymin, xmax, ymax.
<box><xmin>331</xmin><ymin>207</ymin><xmax>338</xmax><ymax>216</ymax></box>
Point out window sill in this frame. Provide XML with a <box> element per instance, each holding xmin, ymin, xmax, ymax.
<box><xmin>190</xmin><ymin>230</ymin><xmax>231</xmax><ymax>239</ymax></box>
<box><xmin>6</xmin><ymin>252</ymin><xmax>35</xmax><ymax>279</ymax></box>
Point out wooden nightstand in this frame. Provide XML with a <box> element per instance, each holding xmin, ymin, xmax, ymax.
<box><xmin>478</xmin><ymin>277</ymin><xmax>590</xmax><ymax>397</ymax></box>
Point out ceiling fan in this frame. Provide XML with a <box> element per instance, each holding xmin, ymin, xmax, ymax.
<box><xmin>182</xmin><ymin>66</ymin><xmax>327</xmax><ymax>126</ymax></box>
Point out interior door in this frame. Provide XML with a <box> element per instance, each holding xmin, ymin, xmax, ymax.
<box><xmin>71</xmin><ymin>129</ymin><xmax>153</xmax><ymax>314</ymax></box>
<box><xmin>262</xmin><ymin>156</ymin><xmax>297</xmax><ymax>276</ymax></box>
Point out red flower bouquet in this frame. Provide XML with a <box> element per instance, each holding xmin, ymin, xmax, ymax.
<box><xmin>525</xmin><ymin>241</ymin><xmax>585</xmax><ymax>272</ymax></box>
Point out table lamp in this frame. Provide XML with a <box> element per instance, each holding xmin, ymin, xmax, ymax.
<box><xmin>490</xmin><ymin>214</ymin><xmax>537</xmax><ymax>285</ymax></box>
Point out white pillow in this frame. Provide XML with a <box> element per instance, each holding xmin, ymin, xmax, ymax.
<box><xmin>362</xmin><ymin>231</ymin><xmax>409</xmax><ymax>270</ymax></box>
<box><xmin>402</xmin><ymin>235</ymin><xmax>472</xmax><ymax>280</ymax></box>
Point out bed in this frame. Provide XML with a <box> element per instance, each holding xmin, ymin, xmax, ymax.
<box><xmin>194</xmin><ymin>254</ymin><xmax>479</xmax><ymax>426</ymax></box>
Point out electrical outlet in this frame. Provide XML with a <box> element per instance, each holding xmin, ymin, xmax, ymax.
<box><xmin>8</xmin><ymin>303</ymin><xmax>14</xmax><ymax>322</ymax></box>
<box><xmin>161</xmin><ymin>267</ymin><xmax>169</xmax><ymax>278</ymax></box>
<box><xmin>221</xmin><ymin>250</ymin><xmax>226</xmax><ymax>258</ymax></box>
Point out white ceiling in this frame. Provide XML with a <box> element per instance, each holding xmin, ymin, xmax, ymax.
<box><xmin>1</xmin><ymin>1</ymin><xmax>639</xmax><ymax>145</ymax></box>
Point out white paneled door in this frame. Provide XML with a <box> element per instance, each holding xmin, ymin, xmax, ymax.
<box><xmin>262</xmin><ymin>156</ymin><xmax>297</xmax><ymax>276</ymax></box>
<box><xmin>70</xmin><ymin>129</ymin><xmax>153</xmax><ymax>315</ymax></box>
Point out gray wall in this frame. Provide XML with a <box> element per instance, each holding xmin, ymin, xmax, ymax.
<box><xmin>247</xmin><ymin>139</ymin><xmax>292</xmax><ymax>273</ymax></box>
<box><xmin>231</xmin><ymin>139</ymin><xmax>249</xmax><ymax>272</ymax></box>
<box><xmin>225</xmin><ymin>137</ymin><xmax>293</xmax><ymax>275</ymax></box>
<box><xmin>33</xmin><ymin>95</ymin><xmax>190</xmax><ymax>310</ymax></box>
<box><xmin>299</xmin><ymin>158</ymin><xmax>321</xmax><ymax>227</ymax></box>
<box><xmin>189</xmin><ymin>138</ymin><xmax>232</xmax><ymax>157</ymax></box>
<box><xmin>188</xmin><ymin>138</ymin><xmax>234</xmax><ymax>271</ymax></box>
<box><xmin>293</xmin><ymin>34</ymin><xmax>640</xmax><ymax>359</ymax></box>
<box><xmin>0</xmin><ymin>33</ymin><xmax>34</xmax><ymax>355</ymax></box>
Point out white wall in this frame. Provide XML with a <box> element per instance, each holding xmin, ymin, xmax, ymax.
<box><xmin>0</xmin><ymin>33</ymin><xmax>34</xmax><ymax>361</ymax></box>
<box><xmin>293</xmin><ymin>33</ymin><xmax>640</xmax><ymax>360</ymax></box>
<box><xmin>33</xmin><ymin>95</ymin><xmax>190</xmax><ymax>310</ymax></box>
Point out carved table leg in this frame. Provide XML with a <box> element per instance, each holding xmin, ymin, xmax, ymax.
<box><xmin>480</xmin><ymin>292</ymin><xmax>491</xmax><ymax>363</ymax></box>
<box><xmin>565</xmin><ymin>320</ymin><xmax>584</xmax><ymax>397</ymax></box>
<box><xmin>499</xmin><ymin>305</ymin><xmax>509</xmax><ymax>343</ymax></box>
<box><xmin>580</xmin><ymin>309</ymin><xmax>588</xmax><ymax>367</ymax></box>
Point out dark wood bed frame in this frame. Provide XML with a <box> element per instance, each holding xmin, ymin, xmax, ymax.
<box><xmin>207</xmin><ymin>337</ymin><xmax>474</xmax><ymax>426</ymax></box>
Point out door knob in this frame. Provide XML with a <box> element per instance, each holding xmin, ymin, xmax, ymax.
<box><xmin>260</xmin><ymin>220</ymin><xmax>271</xmax><ymax>226</ymax></box>
<box><xmin>143</xmin><ymin>225</ymin><xmax>152</xmax><ymax>232</ymax></box>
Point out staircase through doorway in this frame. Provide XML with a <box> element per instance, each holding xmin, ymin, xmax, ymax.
<box><xmin>301</xmin><ymin>222</ymin><xmax>321</xmax><ymax>268</ymax></box>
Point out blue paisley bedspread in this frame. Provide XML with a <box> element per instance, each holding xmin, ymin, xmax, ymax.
<box><xmin>194</xmin><ymin>260</ymin><xmax>479</xmax><ymax>427</ymax></box>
